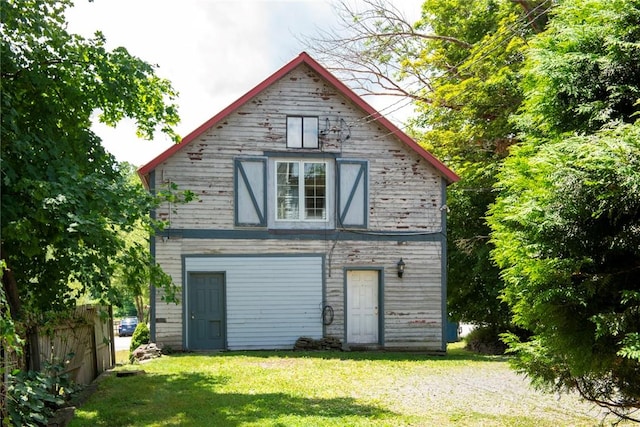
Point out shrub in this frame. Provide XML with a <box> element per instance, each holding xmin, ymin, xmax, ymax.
<box><xmin>129</xmin><ymin>322</ymin><xmax>150</xmax><ymax>354</ymax></box>
<box><xmin>464</xmin><ymin>326</ymin><xmax>508</xmax><ymax>355</ymax></box>
<box><xmin>5</xmin><ymin>360</ymin><xmax>79</xmax><ymax>426</ymax></box>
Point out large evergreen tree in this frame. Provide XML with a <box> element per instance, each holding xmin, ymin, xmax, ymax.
<box><xmin>489</xmin><ymin>0</ymin><xmax>640</xmax><ymax>419</ymax></box>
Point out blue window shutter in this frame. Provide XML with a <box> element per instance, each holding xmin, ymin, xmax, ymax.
<box><xmin>235</xmin><ymin>157</ymin><xmax>267</xmax><ymax>226</ymax></box>
<box><xmin>337</xmin><ymin>159</ymin><xmax>368</xmax><ymax>228</ymax></box>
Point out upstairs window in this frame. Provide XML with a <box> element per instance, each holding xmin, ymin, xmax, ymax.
<box><xmin>235</xmin><ymin>156</ymin><xmax>363</xmax><ymax>230</ymax></box>
<box><xmin>276</xmin><ymin>161</ymin><xmax>326</xmax><ymax>221</ymax></box>
<box><xmin>287</xmin><ymin>116</ymin><xmax>319</xmax><ymax>148</ymax></box>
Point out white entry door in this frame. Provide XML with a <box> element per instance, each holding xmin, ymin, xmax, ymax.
<box><xmin>347</xmin><ymin>270</ymin><xmax>379</xmax><ymax>343</ymax></box>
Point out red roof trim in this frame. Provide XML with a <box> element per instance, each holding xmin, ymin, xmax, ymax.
<box><xmin>138</xmin><ymin>52</ymin><xmax>459</xmax><ymax>183</ymax></box>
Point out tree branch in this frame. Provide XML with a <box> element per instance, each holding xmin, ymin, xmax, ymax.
<box><xmin>301</xmin><ymin>0</ymin><xmax>471</xmax><ymax>102</ymax></box>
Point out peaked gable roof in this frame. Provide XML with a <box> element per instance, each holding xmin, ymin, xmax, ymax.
<box><xmin>138</xmin><ymin>52</ymin><xmax>459</xmax><ymax>184</ymax></box>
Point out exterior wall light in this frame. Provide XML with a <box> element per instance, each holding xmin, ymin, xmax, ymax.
<box><xmin>397</xmin><ymin>258</ymin><xmax>405</xmax><ymax>278</ymax></box>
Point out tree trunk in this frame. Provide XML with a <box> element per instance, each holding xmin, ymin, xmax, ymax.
<box><xmin>1</xmin><ymin>247</ymin><xmax>39</xmax><ymax>372</ymax></box>
<box><xmin>135</xmin><ymin>295</ymin><xmax>144</xmax><ymax>323</ymax></box>
<box><xmin>0</xmin><ymin>248</ymin><xmax>21</xmax><ymax>321</ymax></box>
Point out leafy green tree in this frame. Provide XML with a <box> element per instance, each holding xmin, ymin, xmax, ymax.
<box><xmin>308</xmin><ymin>0</ymin><xmax>550</xmax><ymax>330</ymax></box>
<box><xmin>1</xmin><ymin>0</ymin><xmax>186</xmax><ymax>339</ymax></box>
<box><xmin>110</xmin><ymin>163</ymin><xmax>178</xmax><ymax>323</ymax></box>
<box><xmin>489</xmin><ymin>0</ymin><xmax>640</xmax><ymax>419</ymax></box>
<box><xmin>113</xmin><ymin>299</ymin><xmax>138</xmax><ymax>319</ymax></box>
<box><xmin>411</xmin><ymin>0</ymin><xmax>539</xmax><ymax>329</ymax></box>
<box><xmin>1</xmin><ymin>260</ymin><xmax>24</xmax><ymax>424</ymax></box>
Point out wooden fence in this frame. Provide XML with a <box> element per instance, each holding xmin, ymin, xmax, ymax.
<box><xmin>32</xmin><ymin>305</ymin><xmax>115</xmax><ymax>385</ymax></box>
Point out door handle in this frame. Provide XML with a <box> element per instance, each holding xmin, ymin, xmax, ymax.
<box><xmin>191</xmin><ymin>312</ymin><xmax>195</xmax><ymax>320</ymax></box>
<box><xmin>374</xmin><ymin>306</ymin><xmax>378</xmax><ymax>315</ymax></box>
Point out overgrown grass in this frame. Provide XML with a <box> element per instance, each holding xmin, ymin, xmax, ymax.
<box><xmin>70</xmin><ymin>343</ymin><xmax>605</xmax><ymax>427</ymax></box>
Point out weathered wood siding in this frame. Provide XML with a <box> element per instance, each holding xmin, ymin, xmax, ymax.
<box><xmin>151</xmin><ymin>63</ymin><xmax>446</xmax><ymax>351</ymax></box>
<box><xmin>153</xmin><ymin>64</ymin><xmax>443</xmax><ymax>232</ymax></box>
<box><xmin>154</xmin><ymin>238</ymin><xmax>443</xmax><ymax>351</ymax></box>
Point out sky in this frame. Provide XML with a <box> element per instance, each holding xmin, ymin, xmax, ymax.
<box><xmin>66</xmin><ymin>0</ymin><xmax>423</xmax><ymax>167</ymax></box>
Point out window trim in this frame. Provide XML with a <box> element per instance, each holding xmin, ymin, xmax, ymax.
<box><xmin>275</xmin><ymin>160</ymin><xmax>328</xmax><ymax>222</ymax></box>
<box><xmin>286</xmin><ymin>116</ymin><xmax>319</xmax><ymax>149</ymax></box>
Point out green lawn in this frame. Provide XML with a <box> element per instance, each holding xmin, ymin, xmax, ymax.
<box><xmin>70</xmin><ymin>343</ymin><xmax>606</xmax><ymax>427</ymax></box>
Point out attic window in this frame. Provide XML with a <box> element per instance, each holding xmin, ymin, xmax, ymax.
<box><xmin>287</xmin><ymin>116</ymin><xmax>318</xmax><ymax>149</ymax></box>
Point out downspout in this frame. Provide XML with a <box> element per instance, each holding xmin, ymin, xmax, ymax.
<box><xmin>440</xmin><ymin>177</ymin><xmax>448</xmax><ymax>353</ymax></box>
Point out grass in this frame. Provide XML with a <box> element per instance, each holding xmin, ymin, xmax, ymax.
<box><xmin>115</xmin><ymin>349</ymin><xmax>129</xmax><ymax>364</ymax></box>
<box><xmin>69</xmin><ymin>343</ymin><xmax>607</xmax><ymax>427</ymax></box>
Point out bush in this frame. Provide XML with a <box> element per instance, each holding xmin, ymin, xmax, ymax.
<box><xmin>129</xmin><ymin>322</ymin><xmax>150</xmax><ymax>354</ymax></box>
<box><xmin>464</xmin><ymin>326</ymin><xmax>508</xmax><ymax>355</ymax></box>
<box><xmin>6</xmin><ymin>361</ymin><xmax>79</xmax><ymax>426</ymax></box>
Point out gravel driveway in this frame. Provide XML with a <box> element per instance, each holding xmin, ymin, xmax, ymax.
<box><xmin>114</xmin><ymin>335</ymin><xmax>131</xmax><ymax>351</ymax></box>
<box><xmin>384</xmin><ymin>361</ymin><xmax>612</xmax><ymax>425</ymax></box>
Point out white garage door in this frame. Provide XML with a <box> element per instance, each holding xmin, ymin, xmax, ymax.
<box><xmin>185</xmin><ymin>256</ymin><xmax>323</xmax><ymax>350</ymax></box>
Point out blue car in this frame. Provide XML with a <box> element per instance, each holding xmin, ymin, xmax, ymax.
<box><xmin>118</xmin><ymin>317</ymin><xmax>138</xmax><ymax>336</ymax></box>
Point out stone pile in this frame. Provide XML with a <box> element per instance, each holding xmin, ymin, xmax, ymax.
<box><xmin>131</xmin><ymin>343</ymin><xmax>163</xmax><ymax>362</ymax></box>
<box><xmin>293</xmin><ymin>336</ymin><xmax>342</xmax><ymax>351</ymax></box>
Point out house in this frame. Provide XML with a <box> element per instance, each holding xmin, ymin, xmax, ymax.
<box><xmin>138</xmin><ymin>52</ymin><xmax>459</xmax><ymax>353</ymax></box>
